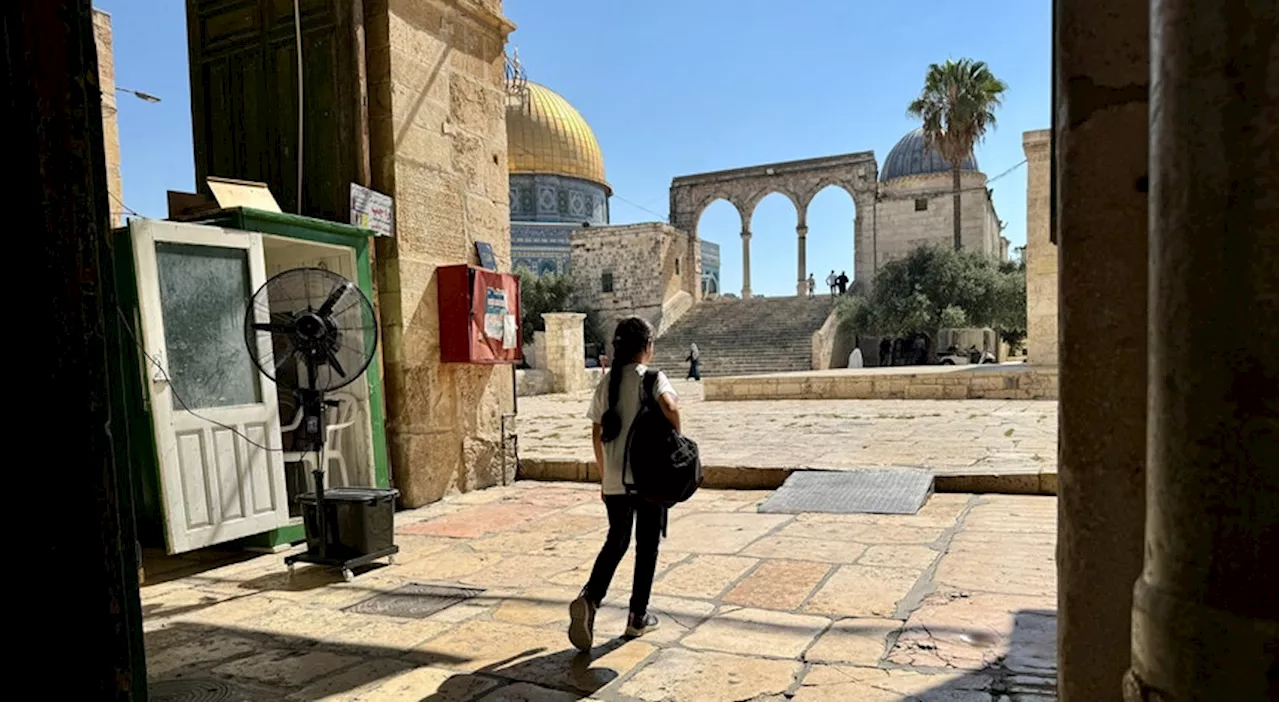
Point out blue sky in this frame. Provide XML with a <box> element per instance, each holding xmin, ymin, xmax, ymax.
<box><xmin>100</xmin><ymin>0</ymin><xmax>1049</xmax><ymax>297</ymax></box>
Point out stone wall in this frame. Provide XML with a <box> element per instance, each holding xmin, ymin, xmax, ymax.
<box><xmin>705</xmin><ymin>366</ymin><xmax>1059</xmax><ymax>401</ymax></box>
<box><xmin>365</xmin><ymin>0</ymin><xmax>517</xmax><ymax>507</ymax></box>
<box><xmin>570</xmin><ymin>222</ymin><xmax>700</xmax><ymax>335</ymax></box>
<box><xmin>874</xmin><ymin>171</ymin><xmax>1002</xmax><ymax>269</ymax></box>
<box><xmin>93</xmin><ymin>9</ymin><xmax>123</xmax><ymax>229</ymax></box>
<box><xmin>1023</xmin><ymin>130</ymin><xmax>1057</xmax><ymax>365</ymax></box>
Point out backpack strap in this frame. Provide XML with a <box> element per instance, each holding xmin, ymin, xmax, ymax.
<box><xmin>642</xmin><ymin>369</ymin><xmax>661</xmax><ymax>408</ymax></box>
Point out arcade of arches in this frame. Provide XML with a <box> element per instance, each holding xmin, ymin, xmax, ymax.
<box><xmin>669</xmin><ymin>130</ymin><xmax>1009</xmax><ymax>298</ymax></box>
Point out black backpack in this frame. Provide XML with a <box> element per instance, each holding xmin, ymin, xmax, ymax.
<box><xmin>624</xmin><ymin>369</ymin><xmax>703</xmax><ymax>508</ymax></box>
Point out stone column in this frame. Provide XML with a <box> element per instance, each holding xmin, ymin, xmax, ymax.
<box><xmin>1022</xmin><ymin>130</ymin><xmax>1056</xmax><ymax>365</ymax></box>
<box><xmin>1125</xmin><ymin>0</ymin><xmax>1278</xmax><ymax>699</ymax></box>
<box><xmin>1055</xmin><ymin>0</ymin><xmax>1150</xmax><ymax>698</ymax></box>
<box><xmin>796</xmin><ymin>224</ymin><xmax>808</xmax><ymax>296</ymax></box>
<box><xmin>542</xmin><ymin>313</ymin><xmax>587</xmax><ymax>394</ymax></box>
<box><xmin>740</xmin><ymin>229</ymin><xmax>752</xmax><ymax>297</ymax></box>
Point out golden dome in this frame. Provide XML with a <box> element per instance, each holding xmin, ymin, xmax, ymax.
<box><xmin>507</xmin><ymin>83</ymin><xmax>608</xmax><ymax>191</ymax></box>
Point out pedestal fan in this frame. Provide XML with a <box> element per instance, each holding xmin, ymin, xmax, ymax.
<box><xmin>244</xmin><ymin>267</ymin><xmax>398</xmax><ymax>581</ymax></box>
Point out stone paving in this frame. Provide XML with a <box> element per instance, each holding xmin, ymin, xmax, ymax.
<box><xmin>520</xmin><ymin>380</ymin><xmax>1058</xmax><ymax>478</ymax></box>
<box><xmin>143</xmin><ymin>482</ymin><xmax>1057</xmax><ymax>701</ymax></box>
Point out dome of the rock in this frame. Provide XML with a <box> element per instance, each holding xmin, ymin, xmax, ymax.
<box><xmin>507</xmin><ymin>82</ymin><xmax>608</xmax><ymax>190</ymax></box>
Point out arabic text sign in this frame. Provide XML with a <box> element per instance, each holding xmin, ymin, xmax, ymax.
<box><xmin>349</xmin><ymin>183</ymin><xmax>394</xmax><ymax>237</ymax></box>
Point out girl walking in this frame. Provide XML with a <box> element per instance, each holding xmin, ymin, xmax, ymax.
<box><xmin>686</xmin><ymin>342</ymin><xmax>701</xmax><ymax>381</ymax></box>
<box><xmin>569</xmin><ymin>317</ymin><xmax>681</xmax><ymax>650</ymax></box>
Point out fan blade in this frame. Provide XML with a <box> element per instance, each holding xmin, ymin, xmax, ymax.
<box><xmin>317</xmin><ymin>283</ymin><xmax>351</xmax><ymax>317</ymax></box>
<box><xmin>251</xmin><ymin>322</ymin><xmax>294</xmax><ymax>334</ymax></box>
<box><xmin>324</xmin><ymin>346</ymin><xmax>347</xmax><ymax>378</ymax></box>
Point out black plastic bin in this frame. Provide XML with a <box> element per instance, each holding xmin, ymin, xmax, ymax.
<box><xmin>297</xmin><ymin>487</ymin><xmax>399</xmax><ymax>560</ymax></box>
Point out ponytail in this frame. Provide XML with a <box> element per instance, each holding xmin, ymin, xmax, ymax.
<box><xmin>600</xmin><ymin>316</ymin><xmax>654</xmax><ymax>442</ymax></box>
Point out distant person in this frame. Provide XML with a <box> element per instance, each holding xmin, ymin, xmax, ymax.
<box><xmin>826</xmin><ymin>270</ymin><xmax>837</xmax><ymax>296</ymax></box>
<box><xmin>570</xmin><ymin>317</ymin><xmax>680</xmax><ymax>650</ymax></box>
<box><xmin>686</xmin><ymin>343</ymin><xmax>701</xmax><ymax>381</ymax></box>
<box><xmin>806</xmin><ymin>273</ymin><xmax>816</xmax><ymax>297</ymax></box>
<box><xmin>848</xmin><ymin>347</ymin><xmax>864</xmax><ymax>369</ymax></box>
<box><xmin>836</xmin><ymin>271</ymin><xmax>849</xmax><ymax>295</ymax></box>
<box><xmin>879</xmin><ymin>338</ymin><xmax>892</xmax><ymax>366</ymax></box>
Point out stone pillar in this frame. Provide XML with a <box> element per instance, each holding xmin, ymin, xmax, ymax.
<box><xmin>1125</xmin><ymin>1</ymin><xmax>1278</xmax><ymax>699</ymax></box>
<box><xmin>1023</xmin><ymin>130</ymin><xmax>1056</xmax><ymax>365</ymax></box>
<box><xmin>1055</xmin><ymin>0</ymin><xmax>1150</xmax><ymax>698</ymax></box>
<box><xmin>740</xmin><ymin>229</ymin><xmax>752</xmax><ymax>297</ymax></box>
<box><xmin>796</xmin><ymin>224</ymin><xmax>808</xmax><ymax>296</ymax></box>
<box><xmin>365</xmin><ymin>0</ymin><xmax>517</xmax><ymax>506</ymax></box>
<box><xmin>542</xmin><ymin>313</ymin><xmax>586</xmax><ymax>394</ymax></box>
<box><xmin>19</xmin><ymin>0</ymin><xmax>148</xmax><ymax>694</ymax></box>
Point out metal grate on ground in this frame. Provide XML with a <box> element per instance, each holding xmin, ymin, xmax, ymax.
<box><xmin>757</xmin><ymin>469</ymin><xmax>934</xmax><ymax>515</ymax></box>
<box><xmin>150</xmin><ymin>679</ymin><xmax>259</xmax><ymax>702</ymax></box>
<box><xmin>344</xmin><ymin>583</ymin><xmax>484</xmax><ymax>619</ymax></box>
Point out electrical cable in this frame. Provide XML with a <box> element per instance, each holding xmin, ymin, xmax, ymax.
<box><xmin>114</xmin><ymin>305</ymin><xmax>288</xmax><ymax>453</ymax></box>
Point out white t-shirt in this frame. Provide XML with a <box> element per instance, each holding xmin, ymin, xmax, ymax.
<box><xmin>586</xmin><ymin>364</ymin><xmax>677</xmax><ymax>496</ymax></box>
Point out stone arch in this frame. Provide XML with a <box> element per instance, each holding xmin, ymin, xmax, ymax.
<box><xmin>670</xmin><ymin>151</ymin><xmax>878</xmax><ymax>296</ymax></box>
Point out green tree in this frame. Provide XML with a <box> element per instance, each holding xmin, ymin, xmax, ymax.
<box><xmin>908</xmin><ymin>59</ymin><xmax>1008</xmax><ymax>250</ymax></box>
<box><xmin>839</xmin><ymin>245</ymin><xmax>1025</xmax><ymax>360</ymax></box>
<box><xmin>515</xmin><ymin>270</ymin><xmax>605</xmax><ymax>351</ymax></box>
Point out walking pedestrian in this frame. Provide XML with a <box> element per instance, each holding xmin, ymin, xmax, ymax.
<box><xmin>686</xmin><ymin>343</ymin><xmax>701</xmax><ymax>381</ymax></box>
<box><xmin>806</xmin><ymin>273</ymin><xmax>816</xmax><ymax>297</ymax></box>
<box><xmin>825</xmin><ymin>270</ymin><xmax>837</xmax><ymax>296</ymax></box>
<box><xmin>836</xmin><ymin>271</ymin><xmax>849</xmax><ymax>295</ymax></box>
<box><xmin>569</xmin><ymin>317</ymin><xmax>681</xmax><ymax>650</ymax></box>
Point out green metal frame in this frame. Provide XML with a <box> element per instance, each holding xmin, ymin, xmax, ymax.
<box><xmin>112</xmin><ymin>208</ymin><xmax>392</xmax><ymax>552</ymax></box>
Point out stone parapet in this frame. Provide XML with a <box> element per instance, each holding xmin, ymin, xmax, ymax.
<box><xmin>703</xmin><ymin>365</ymin><xmax>1059</xmax><ymax>401</ymax></box>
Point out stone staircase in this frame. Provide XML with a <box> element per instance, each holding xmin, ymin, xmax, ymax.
<box><xmin>649</xmin><ymin>296</ymin><xmax>837</xmax><ymax>378</ymax></box>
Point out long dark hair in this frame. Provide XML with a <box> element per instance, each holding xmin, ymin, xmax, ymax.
<box><xmin>600</xmin><ymin>316</ymin><xmax>654</xmax><ymax>443</ymax></box>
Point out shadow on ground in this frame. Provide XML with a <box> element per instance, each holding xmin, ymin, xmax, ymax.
<box><xmin>146</xmin><ymin>606</ymin><xmax>1057</xmax><ymax>700</ymax></box>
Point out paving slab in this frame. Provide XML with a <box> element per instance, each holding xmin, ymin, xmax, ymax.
<box><xmin>142</xmin><ymin>483</ymin><xmax>1059</xmax><ymax>701</ymax></box>
<box><xmin>520</xmin><ymin>380</ymin><xmax>1057</xmax><ymax>491</ymax></box>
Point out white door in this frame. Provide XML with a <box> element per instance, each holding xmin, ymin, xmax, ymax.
<box><xmin>131</xmin><ymin>220</ymin><xmax>290</xmax><ymax>553</ymax></box>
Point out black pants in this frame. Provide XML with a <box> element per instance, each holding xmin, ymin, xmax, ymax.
<box><xmin>585</xmin><ymin>495</ymin><xmax>663</xmax><ymax>617</ymax></box>
<box><xmin>687</xmin><ymin>360</ymin><xmax>701</xmax><ymax>380</ymax></box>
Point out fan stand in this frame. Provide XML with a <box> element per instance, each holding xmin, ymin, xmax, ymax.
<box><xmin>283</xmin><ymin>359</ymin><xmax>399</xmax><ymax>582</ymax></box>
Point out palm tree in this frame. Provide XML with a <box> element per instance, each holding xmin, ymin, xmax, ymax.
<box><xmin>908</xmin><ymin>59</ymin><xmax>1008</xmax><ymax>251</ymax></box>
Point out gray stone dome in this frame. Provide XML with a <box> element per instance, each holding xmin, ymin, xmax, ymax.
<box><xmin>880</xmin><ymin>128</ymin><xmax>979</xmax><ymax>182</ymax></box>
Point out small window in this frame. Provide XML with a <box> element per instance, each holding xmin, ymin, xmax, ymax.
<box><xmin>601</xmin><ymin>272</ymin><xmax>614</xmax><ymax>293</ymax></box>
<box><xmin>675</xmin><ymin>257</ymin><xmax>681</xmax><ymax>275</ymax></box>
<box><xmin>914</xmin><ymin>198</ymin><xmax>929</xmax><ymax>211</ymax></box>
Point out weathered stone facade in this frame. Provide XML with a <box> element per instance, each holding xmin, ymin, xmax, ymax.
<box><xmin>874</xmin><ymin>171</ymin><xmax>1002</xmax><ymax>268</ymax></box>
<box><xmin>365</xmin><ymin>0</ymin><xmax>516</xmax><ymax>507</ymax></box>
<box><xmin>93</xmin><ymin>9</ymin><xmax>123</xmax><ymax>228</ymax></box>
<box><xmin>569</xmin><ymin>222</ymin><xmax>701</xmax><ymax>337</ymax></box>
<box><xmin>1023</xmin><ymin>130</ymin><xmax>1056</xmax><ymax>365</ymax></box>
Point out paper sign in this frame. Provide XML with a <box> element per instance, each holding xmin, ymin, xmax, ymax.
<box><xmin>349</xmin><ymin>183</ymin><xmax>394</xmax><ymax>237</ymax></box>
<box><xmin>503</xmin><ymin>315</ymin><xmax>518</xmax><ymax>349</ymax></box>
<box><xmin>484</xmin><ymin>288</ymin><xmax>508</xmax><ymax>340</ymax></box>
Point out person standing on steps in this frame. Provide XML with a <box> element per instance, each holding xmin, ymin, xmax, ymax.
<box><xmin>836</xmin><ymin>271</ymin><xmax>849</xmax><ymax>295</ymax></box>
<box><xmin>825</xmin><ymin>270</ymin><xmax>837</xmax><ymax>296</ymax></box>
<box><xmin>686</xmin><ymin>342</ymin><xmax>701</xmax><ymax>381</ymax></box>
<box><xmin>807</xmin><ymin>273</ymin><xmax>816</xmax><ymax>297</ymax></box>
<box><xmin>569</xmin><ymin>317</ymin><xmax>680</xmax><ymax>650</ymax></box>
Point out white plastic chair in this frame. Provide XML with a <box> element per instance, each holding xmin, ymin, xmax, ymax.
<box><xmin>282</xmin><ymin>391</ymin><xmax>360</xmax><ymax>488</ymax></box>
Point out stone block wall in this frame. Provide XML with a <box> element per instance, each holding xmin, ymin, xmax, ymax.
<box><xmin>570</xmin><ymin>222</ymin><xmax>699</xmax><ymax>335</ymax></box>
<box><xmin>365</xmin><ymin>0</ymin><xmax>517</xmax><ymax>507</ymax></box>
<box><xmin>874</xmin><ymin>171</ymin><xmax>1002</xmax><ymax>270</ymax></box>
<box><xmin>1023</xmin><ymin>130</ymin><xmax>1057</xmax><ymax>365</ymax></box>
<box><xmin>93</xmin><ymin>9</ymin><xmax>123</xmax><ymax>228</ymax></box>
